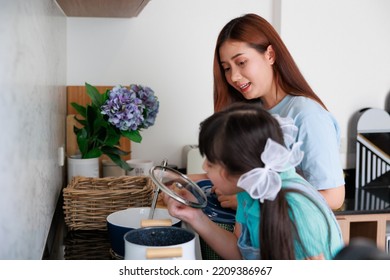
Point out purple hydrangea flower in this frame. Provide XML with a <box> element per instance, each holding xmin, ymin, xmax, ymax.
<box><xmin>101</xmin><ymin>84</ymin><xmax>159</xmax><ymax>132</ymax></box>
<box><xmin>129</xmin><ymin>84</ymin><xmax>159</xmax><ymax>129</ymax></box>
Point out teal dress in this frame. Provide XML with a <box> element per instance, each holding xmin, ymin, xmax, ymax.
<box><xmin>236</xmin><ymin>168</ymin><xmax>344</xmax><ymax>260</ymax></box>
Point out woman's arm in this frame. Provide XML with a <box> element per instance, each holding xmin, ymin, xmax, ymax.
<box><xmin>319</xmin><ymin>185</ymin><xmax>345</xmax><ymax>210</ymax></box>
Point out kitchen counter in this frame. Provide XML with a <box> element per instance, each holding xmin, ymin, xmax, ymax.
<box><xmin>45</xmin><ymin>170</ymin><xmax>390</xmax><ymax>259</ymax></box>
<box><xmin>59</xmin><ymin>219</ymin><xmax>202</xmax><ymax>260</ymax></box>
<box><xmin>333</xmin><ymin>170</ymin><xmax>390</xmax><ymax>251</ymax></box>
<box><xmin>335</xmin><ymin>170</ymin><xmax>390</xmax><ymax>215</ymax></box>
<box><xmin>45</xmin><ymin>201</ymin><xmax>204</xmax><ymax>260</ymax></box>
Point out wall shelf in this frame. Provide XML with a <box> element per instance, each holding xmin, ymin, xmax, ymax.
<box><xmin>56</xmin><ymin>0</ymin><xmax>150</xmax><ymax>18</ymax></box>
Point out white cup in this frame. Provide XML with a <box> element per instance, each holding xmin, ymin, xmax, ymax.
<box><xmin>126</xmin><ymin>159</ymin><xmax>154</xmax><ymax>176</ymax></box>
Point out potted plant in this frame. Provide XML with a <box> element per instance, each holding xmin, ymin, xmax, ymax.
<box><xmin>70</xmin><ymin>82</ymin><xmax>159</xmax><ymax>172</ymax></box>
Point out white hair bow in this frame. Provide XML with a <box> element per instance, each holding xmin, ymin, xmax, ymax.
<box><xmin>237</xmin><ymin>138</ymin><xmax>304</xmax><ymax>202</ymax></box>
<box><xmin>272</xmin><ymin>114</ymin><xmax>298</xmax><ymax>148</ymax></box>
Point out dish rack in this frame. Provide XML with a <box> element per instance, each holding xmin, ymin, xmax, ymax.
<box><xmin>63</xmin><ymin>176</ymin><xmax>155</xmax><ymax>230</ymax></box>
<box><xmin>355</xmin><ymin>108</ymin><xmax>390</xmax><ymax>188</ymax></box>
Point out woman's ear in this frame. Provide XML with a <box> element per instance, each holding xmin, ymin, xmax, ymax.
<box><xmin>266</xmin><ymin>45</ymin><xmax>276</xmax><ymax>65</ymax></box>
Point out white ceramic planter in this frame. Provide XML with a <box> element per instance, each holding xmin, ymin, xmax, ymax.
<box><xmin>67</xmin><ymin>155</ymin><xmax>99</xmax><ymax>183</ymax></box>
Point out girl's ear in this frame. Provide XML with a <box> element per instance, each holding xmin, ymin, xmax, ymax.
<box><xmin>266</xmin><ymin>45</ymin><xmax>276</xmax><ymax>65</ymax></box>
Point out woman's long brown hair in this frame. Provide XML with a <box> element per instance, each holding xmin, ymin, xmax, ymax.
<box><xmin>213</xmin><ymin>13</ymin><xmax>327</xmax><ymax>112</ymax></box>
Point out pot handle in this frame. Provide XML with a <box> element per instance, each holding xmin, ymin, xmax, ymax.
<box><xmin>140</xmin><ymin>219</ymin><xmax>172</xmax><ymax>227</ymax></box>
<box><xmin>146</xmin><ymin>247</ymin><xmax>183</xmax><ymax>259</ymax></box>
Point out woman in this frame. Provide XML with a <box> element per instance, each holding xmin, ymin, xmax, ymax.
<box><xmin>210</xmin><ymin>13</ymin><xmax>345</xmax><ymax>210</ymax></box>
<box><xmin>165</xmin><ymin>103</ymin><xmax>344</xmax><ymax>259</ymax></box>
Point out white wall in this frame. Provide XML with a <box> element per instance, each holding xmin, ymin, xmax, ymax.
<box><xmin>68</xmin><ymin>0</ymin><xmax>390</xmax><ymax>170</ymax></box>
<box><xmin>280</xmin><ymin>0</ymin><xmax>390</xmax><ymax>167</ymax></box>
<box><xmin>0</xmin><ymin>1</ymin><xmax>67</xmax><ymax>259</ymax></box>
<box><xmin>1</xmin><ymin>0</ymin><xmax>389</xmax><ymax>260</ymax></box>
<box><xmin>67</xmin><ymin>0</ymin><xmax>273</xmax><ymax>169</ymax></box>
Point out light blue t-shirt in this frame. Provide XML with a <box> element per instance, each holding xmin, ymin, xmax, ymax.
<box><xmin>236</xmin><ymin>169</ymin><xmax>344</xmax><ymax>260</ymax></box>
<box><xmin>268</xmin><ymin>95</ymin><xmax>345</xmax><ymax>190</ymax></box>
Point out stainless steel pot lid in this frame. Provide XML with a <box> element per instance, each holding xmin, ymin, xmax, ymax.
<box><xmin>149</xmin><ymin>165</ymin><xmax>207</xmax><ymax>208</ymax></box>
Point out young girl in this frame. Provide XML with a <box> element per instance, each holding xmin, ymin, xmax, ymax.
<box><xmin>200</xmin><ymin>13</ymin><xmax>345</xmax><ymax>210</ymax></box>
<box><xmin>164</xmin><ymin>103</ymin><xmax>344</xmax><ymax>260</ymax></box>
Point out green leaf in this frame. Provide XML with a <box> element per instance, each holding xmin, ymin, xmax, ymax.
<box><xmin>85</xmin><ymin>82</ymin><xmax>103</xmax><ymax>107</ymax></box>
<box><xmin>102</xmin><ymin>89</ymin><xmax>110</xmax><ymax>103</ymax></box>
<box><xmin>76</xmin><ymin>128</ymin><xmax>88</xmax><ymax>155</ymax></box>
<box><xmin>85</xmin><ymin>105</ymin><xmax>98</xmax><ymax>136</ymax></box>
<box><xmin>73</xmin><ymin>115</ymin><xmax>86</xmax><ymax>127</ymax></box>
<box><xmin>107</xmin><ymin>154</ymin><xmax>132</xmax><ymax>171</ymax></box>
<box><xmin>121</xmin><ymin>130</ymin><xmax>142</xmax><ymax>143</ymax></box>
<box><xmin>102</xmin><ymin>147</ymin><xmax>131</xmax><ymax>171</ymax></box>
<box><xmin>101</xmin><ymin>146</ymin><xmax>130</xmax><ymax>156</ymax></box>
<box><xmin>84</xmin><ymin>148</ymin><xmax>102</xmax><ymax>159</ymax></box>
<box><xmin>105</xmin><ymin>126</ymin><xmax>121</xmax><ymax>147</ymax></box>
<box><xmin>71</xmin><ymin>103</ymin><xmax>87</xmax><ymax>117</ymax></box>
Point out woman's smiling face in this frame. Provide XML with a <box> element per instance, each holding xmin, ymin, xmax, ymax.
<box><xmin>219</xmin><ymin>40</ymin><xmax>275</xmax><ymax>102</ymax></box>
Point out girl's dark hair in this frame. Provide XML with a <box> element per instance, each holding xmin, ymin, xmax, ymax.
<box><xmin>260</xmin><ymin>188</ymin><xmax>331</xmax><ymax>259</ymax></box>
<box><xmin>199</xmin><ymin>102</ymin><xmax>331</xmax><ymax>259</ymax></box>
<box><xmin>199</xmin><ymin>102</ymin><xmax>284</xmax><ymax>176</ymax></box>
<box><xmin>213</xmin><ymin>13</ymin><xmax>327</xmax><ymax>112</ymax></box>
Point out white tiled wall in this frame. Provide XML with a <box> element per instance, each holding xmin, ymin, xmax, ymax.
<box><xmin>0</xmin><ymin>0</ymin><xmax>66</xmax><ymax>259</ymax></box>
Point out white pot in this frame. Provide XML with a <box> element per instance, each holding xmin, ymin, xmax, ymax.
<box><xmin>107</xmin><ymin>207</ymin><xmax>181</xmax><ymax>257</ymax></box>
<box><xmin>124</xmin><ymin>226</ymin><xmax>196</xmax><ymax>260</ymax></box>
<box><xmin>67</xmin><ymin>155</ymin><xmax>99</xmax><ymax>183</ymax></box>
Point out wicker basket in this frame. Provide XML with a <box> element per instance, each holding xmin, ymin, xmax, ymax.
<box><xmin>63</xmin><ymin>176</ymin><xmax>155</xmax><ymax>230</ymax></box>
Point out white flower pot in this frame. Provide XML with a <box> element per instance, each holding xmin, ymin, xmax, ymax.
<box><xmin>67</xmin><ymin>155</ymin><xmax>99</xmax><ymax>184</ymax></box>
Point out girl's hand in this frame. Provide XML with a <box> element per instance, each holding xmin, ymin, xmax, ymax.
<box><xmin>212</xmin><ymin>186</ymin><xmax>238</xmax><ymax>210</ymax></box>
<box><xmin>162</xmin><ymin>189</ymin><xmax>203</xmax><ymax>224</ymax></box>
<box><xmin>217</xmin><ymin>194</ymin><xmax>238</xmax><ymax>210</ymax></box>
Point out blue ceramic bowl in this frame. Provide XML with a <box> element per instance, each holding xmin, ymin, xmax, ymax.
<box><xmin>107</xmin><ymin>207</ymin><xmax>181</xmax><ymax>257</ymax></box>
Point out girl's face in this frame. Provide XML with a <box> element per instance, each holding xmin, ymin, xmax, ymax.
<box><xmin>202</xmin><ymin>159</ymin><xmax>240</xmax><ymax>195</ymax></box>
<box><xmin>219</xmin><ymin>40</ymin><xmax>277</xmax><ymax>108</ymax></box>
